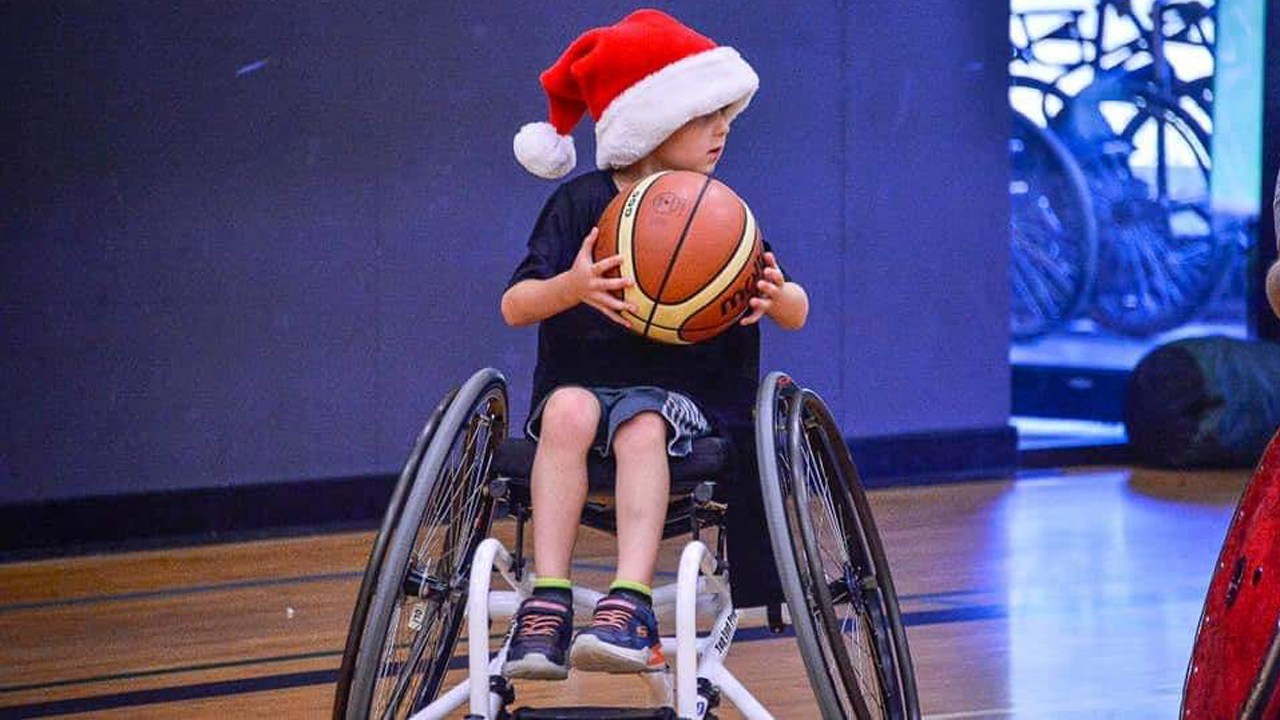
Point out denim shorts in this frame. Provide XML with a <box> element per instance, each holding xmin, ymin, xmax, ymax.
<box><xmin>526</xmin><ymin>385</ymin><xmax>712</xmax><ymax>458</ymax></box>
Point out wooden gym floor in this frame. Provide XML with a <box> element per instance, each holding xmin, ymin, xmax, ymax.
<box><xmin>0</xmin><ymin>465</ymin><xmax>1248</xmax><ymax>719</ymax></box>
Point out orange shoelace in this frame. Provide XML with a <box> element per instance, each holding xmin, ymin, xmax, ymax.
<box><xmin>518</xmin><ymin>612</ymin><xmax>564</xmax><ymax>638</ymax></box>
<box><xmin>591</xmin><ymin>605</ymin><xmax>634</xmax><ymax>631</ymax></box>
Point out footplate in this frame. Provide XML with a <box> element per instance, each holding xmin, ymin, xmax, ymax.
<box><xmin>511</xmin><ymin>707</ymin><xmax>677</xmax><ymax>719</ymax></box>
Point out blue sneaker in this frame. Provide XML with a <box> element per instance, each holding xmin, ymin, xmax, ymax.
<box><xmin>569</xmin><ymin>596</ymin><xmax>665</xmax><ymax>673</ymax></box>
<box><xmin>502</xmin><ymin>598</ymin><xmax>573</xmax><ymax>680</ymax></box>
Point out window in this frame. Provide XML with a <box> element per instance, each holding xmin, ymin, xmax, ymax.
<box><xmin>1008</xmin><ymin>0</ymin><xmax>1266</xmax><ymax>443</ymax></box>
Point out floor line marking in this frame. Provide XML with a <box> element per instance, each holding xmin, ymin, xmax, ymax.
<box><xmin>0</xmin><ymin>603</ymin><xmax>1006</xmax><ymax>709</ymax></box>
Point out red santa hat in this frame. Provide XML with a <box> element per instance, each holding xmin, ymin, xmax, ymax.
<box><xmin>514</xmin><ymin>9</ymin><xmax>759</xmax><ymax>179</ymax></box>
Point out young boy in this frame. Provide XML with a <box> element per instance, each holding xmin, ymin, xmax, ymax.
<box><xmin>501</xmin><ymin>9</ymin><xmax>809</xmax><ymax>680</ymax></box>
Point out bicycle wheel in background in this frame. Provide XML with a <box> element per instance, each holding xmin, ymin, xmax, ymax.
<box><xmin>1010</xmin><ymin>108</ymin><xmax>1098</xmax><ymax>340</ymax></box>
<box><xmin>1076</xmin><ymin>80</ymin><xmax>1230</xmax><ymax>337</ymax></box>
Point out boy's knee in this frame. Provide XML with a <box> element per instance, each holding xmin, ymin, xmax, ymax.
<box><xmin>612</xmin><ymin>412</ymin><xmax>668</xmax><ymax>457</ymax></box>
<box><xmin>540</xmin><ymin>387</ymin><xmax>601</xmax><ymax>445</ymax></box>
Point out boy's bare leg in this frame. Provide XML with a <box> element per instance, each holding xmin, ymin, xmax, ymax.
<box><xmin>530</xmin><ymin>387</ymin><xmax>599</xmax><ymax>580</ymax></box>
<box><xmin>610</xmin><ymin>412</ymin><xmax>671</xmax><ymax>587</ymax></box>
<box><xmin>504</xmin><ymin>388</ymin><xmax>599</xmax><ymax>680</ymax></box>
<box><xmin>568</xmin><ymin>411</ymin><xmax>670</xmax><ymax>675</ymax></box>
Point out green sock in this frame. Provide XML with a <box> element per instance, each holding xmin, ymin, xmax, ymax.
<box><xmin>609</xmin><ymin>579</ymin><xmax>653</xmax><ymax>607</ymax></box>
<box><xmin>533</xmin><ymin>577</ymin><xmax>572</xmax><ymax>607</ymax></box>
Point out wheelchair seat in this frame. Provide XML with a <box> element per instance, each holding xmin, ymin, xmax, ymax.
<box><xmin>490</xmin><ymin>436</ymin><xmax>732</xmax><ymax>539</ymax></box>
<box><xmin>491</xmin><ymin>435</ymin><xmax>732</xmax><ymax>493</ymax></box>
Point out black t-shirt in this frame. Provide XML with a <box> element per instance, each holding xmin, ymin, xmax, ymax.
<box><xmin>508</xmin><ymin>169</ymin><xmax>770</xmax><ymax>432</ymax></box>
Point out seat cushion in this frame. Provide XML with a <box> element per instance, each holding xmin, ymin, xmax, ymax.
<box><xmin>491</xmin><ymin>436</ymin><xmax>730</xmax><ymax>492</ymax></box>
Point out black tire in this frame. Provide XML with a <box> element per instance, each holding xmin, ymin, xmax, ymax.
<box><xmin>1009</xmin><ymin>108</ymin><xmax>1098</xmax><ymax>340</ymax></box>
<box><xmin>339</xmin><ymin>368</ymin><xmax>507</xmax><ymax>720</ymax></box>
<box><xmin>333</xmin><ymin>386</ymin><xmax>458</xmax><ymax>719</ymax></box>
<box><xmin>1243</xmin><ymin>634</ymin><xmax>1280</xmax><ymax>719</ymax></box>
<box><xmin>789</xmin><ymin>388</ymin><xmax>918</xmax><ymax>720</ymax></box>
<box><xmin>756</xmin><ymin>373</ymin><xmax>919</xmax><ymax>720</ymax></box>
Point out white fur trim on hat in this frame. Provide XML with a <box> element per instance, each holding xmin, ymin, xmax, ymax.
<box><xmin>514</xmin><ymin>122</ymin><xmax>578</xmax><ymax>179</ymax></box>
<box><xmin>594</xmin><ymin>46</ymin><xmax>759</xmax><ymax>170</ymax></box>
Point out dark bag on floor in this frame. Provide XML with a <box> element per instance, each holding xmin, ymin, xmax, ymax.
<box><xmin>1126</xmin><ymin>336</ymin><xmax>1280</xmax><ymax>467</ymax></box>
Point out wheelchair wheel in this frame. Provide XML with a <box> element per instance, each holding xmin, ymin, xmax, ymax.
<box><xmin>1181</xmin><ymin>430</ymin><xmax>1280</xmax><ymax>719</ymax></box>
<box><xmin>756</xmin><ymin>372</ymin><xmax>919</xmax><ymax>720</ymax></box>
<box><xmin>337</xmin><ymin>368</ymin><xmax>507</xmax><ymax>720</ymax></box>
<box><xmin>333</xmin><ymin>386</ymin><xmax>457</xmax><ymax>718</ymax></box>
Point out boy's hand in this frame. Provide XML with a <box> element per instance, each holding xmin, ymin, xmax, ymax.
<box><xmin>570</xmin><ymin>227</ymin><xmax>638</xmax><ymax>328</ymax></box>
<box><xmin>739</xmin><ymin>252</ymin><xmax>787</xmax><ymax>326</ymax></box>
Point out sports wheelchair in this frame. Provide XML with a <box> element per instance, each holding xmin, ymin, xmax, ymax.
<box><xmin>333</xmin><ymin>368</ymin><xmax>919</xmax><ymax>720</ymax></box>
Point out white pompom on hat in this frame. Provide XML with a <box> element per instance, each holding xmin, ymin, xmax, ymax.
<box><xmin>514</xmin><ymin>9</ymin><xmax>759</xmax><ymax>179</ymax></box>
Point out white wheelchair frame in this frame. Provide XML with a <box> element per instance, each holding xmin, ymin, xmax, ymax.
<box><xmin>408</xmin><ymin>536</ymin><xmax>773</xmax><ymax>720</ymax></box>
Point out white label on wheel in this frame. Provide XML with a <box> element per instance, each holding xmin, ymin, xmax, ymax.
<box><xmin>408</xmin><ymin>602</ymin><xmax>427</xmax><ymax>632</ymax></box>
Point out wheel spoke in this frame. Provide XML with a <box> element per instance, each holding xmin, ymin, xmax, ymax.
<box><xmin>1009</xmin><ymin>113</ymin><xmax>1093</xmax><ymax>338</ymax></box>
<box><xmin>378</xmin><ymin>611</ymin><xmax>441</xmax><ymax>720</ymax></box>
<box><xmin>799</xmin><ymin>421</ymin><xmax>888</xmax><ymax>720</ymax></box>
<box><xmin>1090</xmin><ymin>87</ymin><xmax>1223</xmax><ymax>335</ymax></box>
<box><xmin>759</xmin><ymin>379</ymin><xmax>916</xmax><ymax>719</ymax></box>
<box><xmin>349</xmin><ymin>379</ymin><xmax>504</xmax><ymax>720</ymax></box>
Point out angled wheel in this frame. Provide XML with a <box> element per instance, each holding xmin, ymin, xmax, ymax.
<box><xmin>333</xmin><ymin>385</ymin><xmax>457</xmax><ymax>718</ymax></box>
<box><xmin>756</xmin><ymin>373</ymin><xmax>919</xmax><ymax>720</ymax></box>
<box><xmin>336</xmin><ymin>368</ymin><xmax>507</xmax><ymax>720</ymax></box>
<box><xmin>1181</xmin><ymin>430</ymin><xmax>1280</xmax><ymax>719</ymax></box>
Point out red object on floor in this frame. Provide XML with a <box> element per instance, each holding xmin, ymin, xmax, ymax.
<box><xmin>1182</xmin><ymin>429</ymin><xmax>1280</xmax><ymax>719</ymax></box>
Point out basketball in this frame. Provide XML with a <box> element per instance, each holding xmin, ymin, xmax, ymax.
<box><xmin>595</xmin><ymin>170</ymin><xmax>765</xmax><ymax>344</ymax></box>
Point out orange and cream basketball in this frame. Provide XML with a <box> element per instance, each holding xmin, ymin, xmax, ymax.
<box><xmin>595</xmin><ymin>170</ymin><xmax>765</xmax><ymax>344</ymax></box>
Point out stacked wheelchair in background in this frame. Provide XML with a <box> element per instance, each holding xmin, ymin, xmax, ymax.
<box><xmin>1009</xmin><ymin>0</ymin><xmax>1239</xmax><ymax>340</ymax></box>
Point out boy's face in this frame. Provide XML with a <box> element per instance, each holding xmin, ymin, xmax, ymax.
<box><xmin>651</xmin><ymin>107</ymin><xmax>731</xmax><ymax>174</ymax></box>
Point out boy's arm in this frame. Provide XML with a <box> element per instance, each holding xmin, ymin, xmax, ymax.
<box><xmin>501</xmin><ymin>227</ymin><xmax>637</xmax><ymax>328</ymax></box>
<box><xmin>740</xmin><ymin>251</ymin><xmax>808</xmax><ymax>330</ymax></box>
<box><xmin>766</xmin><ymin>279</ymin><xmax>809</xmax><ymax>330</ymax></box>
<box><xmin>1271</xmin><ymin>176</ymin><xmax>1280</xmax><ymax>320</ymax></box>
<box><xmin>1267</xmin><ymin>260</ymin><xmax>1280</xmax><ymax>320</ymax></box>
<box><xmin>501</xmin><ymin>274</ymin><xmax>583</xmax><ymax>326</ymax></box>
